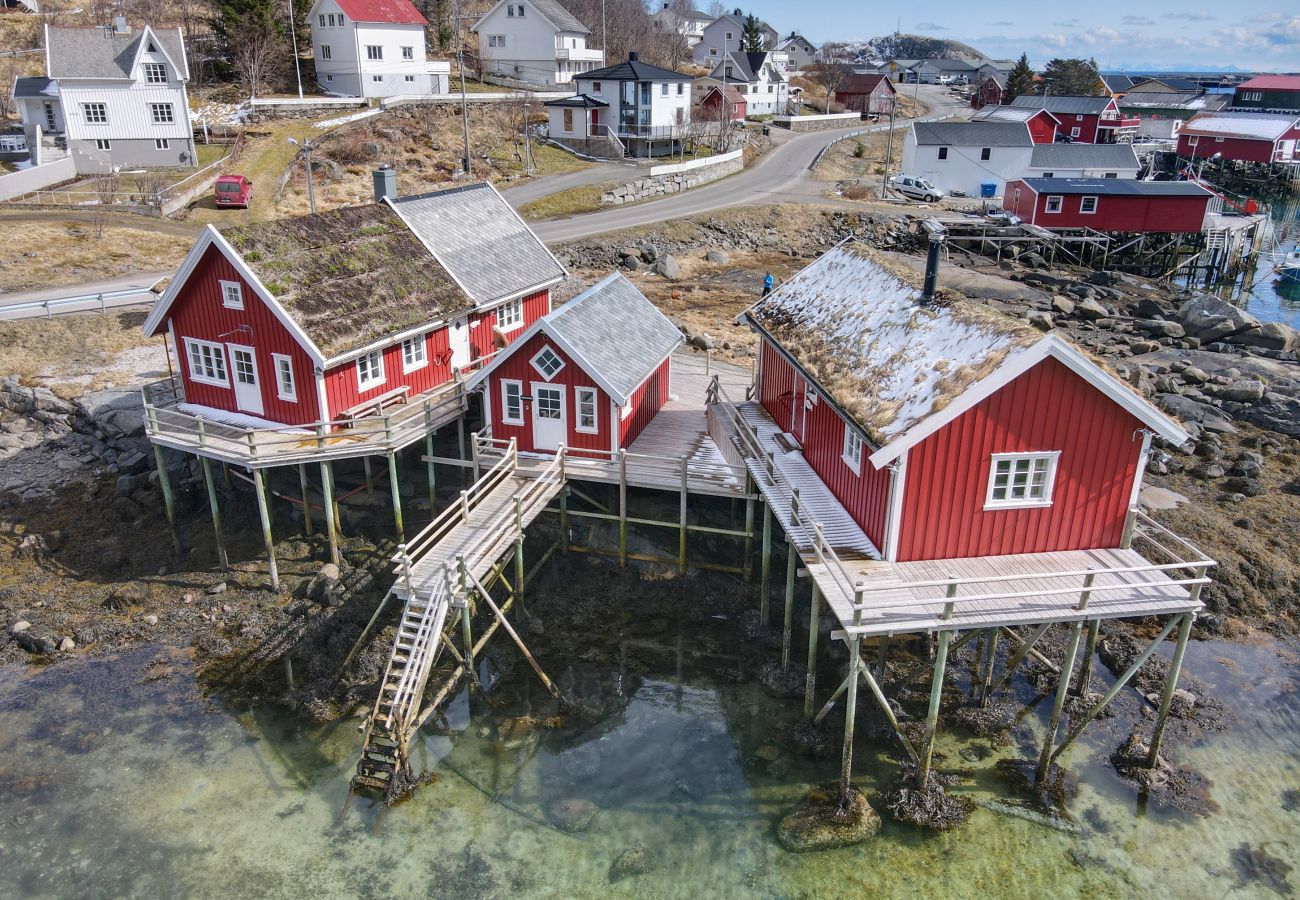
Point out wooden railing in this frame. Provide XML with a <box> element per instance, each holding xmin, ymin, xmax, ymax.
<box><xmin>142</xmin><ymin>375</ymin><xmax>466</xmax><ymax>465</ymax></box>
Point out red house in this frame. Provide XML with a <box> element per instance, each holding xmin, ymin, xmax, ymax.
<box><xmin>697</xmin><ymin>84</ymin><xmax>747</xmax><ymax>123</ymax></box>
<box><xmin>1003</xmin><ymin>178</ymin><xmax>1213</xmax><ymax>233</ymax></box>
<box><xmin>1010</xmin><ymin>94</ymin><xmax>1138</xmax><ymax>143</ymax></box>
<box><xmin>466</xmin><ymin>273</ymin><xmax>682</xmax><ymax>456</ymax></box>
<box><xmin>971</xmin><ymin>104</ymin><xmax>1060</xmax><ymax>143</ymax></box>
<box><xmin>1176</xmin><ymin>111</ymin><xmax>1300</xmax><ymax>164</ymax></box>
<box><xmin>971</xmin><ymin>73</ymin><xmax>1005</xmax><ymax>110</ymax></box>
<box><xmin>141</xmin><ymin>182</ymin><xmax>565</xmax><ymax>428</ymax></box>
<box><xmin>740</xmin><ymin>243</ymin><xmax>1188</xmax><ymax>562</ymax></box>
<box><xmin>833</xmin><ymin>73</ymin><xmax>897</xmax><ymax>116</ymax></box>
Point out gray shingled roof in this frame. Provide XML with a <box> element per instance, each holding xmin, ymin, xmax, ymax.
<box><xmin>543</xmin><ymin>93</ymin><xmax>608</xmax><ymax>108</ymax></box>
<box><xmin>13</xmin><ymin>76</ymin><xmax>58</xmax><ymax>99</ymax></box>
<box><xmin>388</xmin><ymin>182</ymin><xmax>566</xmax><ymax>306</ymax></box>
<box><xmin>1019</xmin><ymin>178</ymin><xmax>1213</xmax><ymax>197</ymax></box>
<box><xmin>46</xmin><ymin>25</ymin><xmax>187</xmax><ymax>80</ymax></box>
<box><xmin>528</xmin><ymin>0</ymin><xmax>589</xmax><ymax>34</ymax></box>
<box><xmin>1028</xmin><ymin>143</ymin><xmax>1139</xmax><ymax>170</ymax></box>
<box><xmin>1010</xmin><ymin>94</ymin><xmax>1114</xmax><ymax>115</ymax></box>
<box><xmin>912</xmin><ymin>121</ymin><xmax>1031</xmax><ymax>147</ymax></box>
<box><xmin>1119</xmin><ymin>91</ymin><xmax>1228</xmax><ymax>112</ymax></box>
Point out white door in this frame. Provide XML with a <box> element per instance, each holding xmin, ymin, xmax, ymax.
<box><xmin>227</xmin><ymin>344</ymin><xmax>264</xmax><ymax>416</ymax></box>
<box><xmin>449</xmin><ymin>316</ymin><xmax>471</xmax><ymax>374</ymax></box>
<box><xmin>531</xmin><ymin>382</ymin><xmax>565</xmax><ymax>451</ymax></box>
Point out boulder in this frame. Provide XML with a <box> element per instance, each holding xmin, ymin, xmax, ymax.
<box><xmin>1203</xmin><ymin>380</ymin><xmax>1266</xmax><ymax>404</ymax></box>
<box><xmin>1225</xmin><ymin>321</ymin><xmax>1300</xmax><ymax>353</ymax></box>
<box><xmin>1180</xmin><ymin>366</ymin><xmax>1209</xmax><ymax>385</ymax></box>
<box><xmin>305</xmin><ymin>563</ymin><xmax>343</xmax><ymax>606</ymax></box>
<box><xmin>547</xmin><ymin>797</ymin><xmax>598</xmax><ymax>833</ymax></box>
<box><xmin>1050</xmin><ymin>296</ymin><xmax>1075</xmax><ymax>316</ymax></box>
<box><xmin>777</xmin><ymin>786</ymin><xmax>881</xmax><ymax>852</ymax></box>
<box><xmin>609</xmin><ymin>844</ymin><xmax>658</xmax><ymax>882</ymax></box>
<box><xmin>706</xmin><ymin>249</ymin><xmax>730</xmax><ymax>265</ymax></box>
<box><xmin>1076</xmin><ymin>298</ymin><xmax>1110</xmax><ymax>320</ymax></box>
<box><xmin>1175</xmin><ymin>295</ymin><xmax>1261</xmax><ymax>343</ymax></box>
<box><xmin>1026</xmin><ymin>311</ymin><xmax>1054</xmax><ymax>331</ymax></box>
<box><xmin>691</xmin><ymin>333</ymin><xmax>714</xmax><ymax>351</ymax></box>
<box><xmin>1135</xmin><ymin>319</ymin><xmax>1185</xmax><ymax>339</ymax></box>
<box><xmin>1157</xmin><ymin>394</ymin><xmax>1236</xmax><ymax>433</ymax></box>
<box><xmin>652</xmin><ymin>254</ymin><xmax>681</xmax><ymax>280</ymax></box>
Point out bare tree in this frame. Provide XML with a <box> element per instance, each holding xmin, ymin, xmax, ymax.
<box><xmin>0</xmin><ymin>58</ymin><xmax>17</xmax><ymax>120</ymax></box>
<box><xmin>705</xmin><ymin>0</ymin><xmax>726</xmax><ymax>16</ymax></box>
<box><xmin>90</xmin><ymin>171</ymin><xmax>121</xmax><ymax>239</ymax></box>
<box><xmin>226</xmin><ymin>6</ymin><xmax>284</xmax><ymax>97</ymax></box>
<box><xmin>808</xmin><ymin>51</ymin><xmax>854</xmax><ymax>114</ymax></box>
<box><xmin>500</xmin><ymin>91</ymin><xmax>536</xmax><ymax>171</ymax></box>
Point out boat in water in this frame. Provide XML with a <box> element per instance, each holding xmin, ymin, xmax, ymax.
<box><xmin>1278</xmin><ymin>250</ymin><xmax>1300</xmax><ymax>284</ymax></box>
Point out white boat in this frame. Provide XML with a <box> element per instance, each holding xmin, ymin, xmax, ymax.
<box><xmin>1278</xmin><ymin>250</ymin><xmax>1300</xmax><ymax>284</ymax></box>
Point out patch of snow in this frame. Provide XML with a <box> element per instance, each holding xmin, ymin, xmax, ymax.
<box><xmin>314</xmin><ymin>108</ymin><xmax>384</xmax><ymax>129</ymax></box>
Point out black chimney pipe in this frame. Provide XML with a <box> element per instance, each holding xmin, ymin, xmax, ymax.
<box><xmin>629</xmin><ymin>51</ymin><xmax>639</xmax><ymax>62</ymax></box>
<box><xmin>920</xmin><ymin>220</ymin><xmax>946</xmax><ymax>302</ymax></box>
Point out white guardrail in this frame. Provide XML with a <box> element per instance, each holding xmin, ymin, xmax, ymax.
<box><xmin>649</xmin><ymin>148</ymin><xmax>743</xmax><ymax>177</ymax></box>
<box><xmin>0</xmin><ymin>282</ymin><xmax>163</xmax><ymax>321</ymax></box>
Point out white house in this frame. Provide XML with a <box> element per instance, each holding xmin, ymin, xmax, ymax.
<box><xmin>546</xmin><ymin>52</ymin><xmax>692</xmax><ymax>157</ymax></box>
<box><xmin>700</xmin><ymin>51</ymin><xmax>787</xmax><ymax>117</ymax></box>
<box><xmin>901</xmin><ymin>120</ymin><xmax>1034</xmax><ymax>198</ymax></box>
<box><xmin>1024</xmin><ymin>143</ymin><xmax>1141</xmax><ymax>179</ymax></box>
<box><xmin>650</xmin><ymin>3</ymin><xmax>711</xmax><ymax>47</ymax></box>
<box><xmin>692</xmin><ymin>13</ymin><xmax>777</xmax><ymax>65</ymax></box>
<box><xmin>774</xmin><ymin>32</ymin><xmax>816</xmax><ymax>73</ymax></box>
<box><xmin>15</xmin><ymin>19</ymin><xmax>195</xmax><ymax>173</ymax></box>
<box><xmin>308</xmin><ymin>0</ymin><xmax>447</xmax><ymax>98</ymax></box>
<box><xmin>473</xmin><ymin>0</ymin><xmax>603</xmax><ymax>87</ymax></box>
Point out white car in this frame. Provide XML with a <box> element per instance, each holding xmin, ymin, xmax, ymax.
<box><xmin>889</xmin><ymin>174</ymin><xmax>944</xmax><ymax>203</ymax></box>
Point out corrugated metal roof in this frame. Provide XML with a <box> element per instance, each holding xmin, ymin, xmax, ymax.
<box><xmin>1011</xmin><ymin>94</ymin><xmax>1114</xmax><ymax>115</ymax></box>
<box><xmin>1119</xmin><ymin>91</ymin><xmax>1228</xmax><ymax>111</ymax></box>
<box><xmin>542</xmin><ymin>273</ymin><xmax>683</xmax><ymax>403</ymax></box>
<box><xmin>388</xmin><ymin>182</ymin><xmax>566</xmax><ymax>306</ymax></box>
<box><xmin>1018</xmin><ymin>178</ymin><xmax>1212</xmax><ymax>196</ymax></box>
<box><xmin>837</xmin><ymin>73</ymin><xmax>892</xmax><ymax>95</ymax></box>
<box><xmin>334</xmin><ymin>0</ymin><xmax>426</xmax><ymax>25</ymax></box>
<box><xmin>971</xmin><ymin>105</ymin><xmax>1055</xmax><ymax>123</ymax></box>
<box><xmin>1181</xmin><ymin>111</ymin><xmax>1299</xmax><ymax>141</ymax></box>
<box><xmin>1028</xmin><ymin>143</ymin><xmax>1140</xmax><ymax>170</ymax></box>
<box><xmin>912</xmin><ymin>121</ymin><xmax>1031</xmax><ymax>147</ymax></box>
<box><xmin>46</xmin><ymin>25</ymin><xmax>187</xmax><ymax>80</ymax></box>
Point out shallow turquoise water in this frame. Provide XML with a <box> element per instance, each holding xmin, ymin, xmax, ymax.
<box><xmin>0</xmin><ymin>626</ymin><xmax>1296</xmax><ymax>898</ymax></box>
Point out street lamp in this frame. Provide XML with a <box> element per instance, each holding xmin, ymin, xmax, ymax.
<box><xmin>287</xmin><ymin>137</ymin><xmax>316</xmax><ymax>213</ymax></box>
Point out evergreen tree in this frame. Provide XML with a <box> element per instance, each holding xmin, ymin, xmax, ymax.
<box><xmin>741</xmin><ymin>13</ymin><xmax>765</xmax><ymax>51</ymax></box>
<box><xmin>1004</xmin><ymin>53</ymin><xmax>1035</xmax><ymax>103</ymax></box>
<box><xmin>1041</xmin><ymin>57</ymin><xmax>1103</xmax><ymax>96</ymax></box>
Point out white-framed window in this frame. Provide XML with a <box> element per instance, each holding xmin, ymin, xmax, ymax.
<box><xmin>83</xmin><ymin>102</ymin><xmax>107</xmax><ymax>124</ymax></box>
<box><xmin>677</xmin><ymin>82</ymin><xmax>684</xmax><ymax>95</ymax></box>
<box><xmin>401</xmin><ymin>334</ymin><xmax>427</xmax><ymax>372</ymax></box>
<box><xmin>985</xmin><ymin>452</ymin><xmax>1060</xmax><ymax>509</ymax></box>
<box><xmin>661</xmin><ymin>83</ymin><xmax>668</xmax><ymax>96</ymax></box>
<box><xmin>1187</xmin><ymin>135</ymin><xmax>1198</xmax><ymax>147</ymax></box>
<box><xmin>1070</xmin><ymin>126</ymin><xmax>1081</xmax><ymax>138</ymax></box>
<box><xmin>326</xmin><ymin>74</ymin><xmax>333</xmax><ymax>82</ymax></box>
<box><xmin>273</xmin><ymin>354</ymin><xmax>297</xmax><ymax>401</ymax></box>
<box><xmin>220</xmin><ymin>280</ymin><xmax>243</xmax><ymax>309</ymax></box>
<box><xmin>842</xmin><ymin>427</ymin><xmax>863</xmax><ymax>475</ymax></box>
<box><xmin>94</xmin><ymin>139</ymin><xmax>111</xmax><ymax>151</ymax></box>
<box><xmin>1214</xmin><ymin>136</ymin><xmax>1224</xmax><ymax>143</ymax></box>
<box><xmin>327</xmin><ymin>13</ymin><xmax>335</xmax><ymax>25</ymax></box>
<box><xmin>366</xmin><ymin>45</ymin><xmax>382</xmax><ymax>60</ymax></box>
<box><xmin>184</xmin><ymin>338</ymin><xmax>229</xmax><ymax>386</ymax></box>
<box><xmin>155</xmin><ymin>138</ymin><xmax>169</xmax><ymax>150</ymax></box>
<box><xmin>405</xmin><ymin>74</ymin><xmax>415</xmax><ymax>82</ymax></box>
<box><xmin>319</xmin><ymin>13</ymin><xmax>326</xmax><ymax>25</ymax></box>
<box><xmin>1079</xmin><ymin>196</ymin><xmax>1098</xmax><ymax>214</ymax></box>
<box><xmin>402</xmin><ymin>45</ymin><xmax>414</xmax><ymax>59</ymax></box>
<box><xmin>531</xmin><ymin>345</ymin><xmax>565</xmax><ymax>380</ymax></box>
<box><xmin>337</xmin><ymin>13</ymin><xmax>345</xmax><ymax>25</ymax></box>
<box><xmin>563</xmin><ymin>108</ymin><xmax>574</xmax><ymax>132</ymax></box>
<box><xmin>592</xmin><ymin>81</ymin><xmax>602</xmax><ymax>92</ymax></box>
<box><xmin>489</xmin><ymin>34</ymin><xmax>505</xmax><ymax>47</ymax></box>
<box><xmin>1045</xmin><ymin>195</ymin><xmax>1063</xmax><ymax>213</ymax></box>
<box><xmin>372</xmin><ymin>75</ymin><xmax>383</xmax><ymax>83</ymax></box>
<box><xmin>497</xmin><ymin>296</ymin><xmax>523</xmax><ymax>331</ymax></box>
<box><xmin>357</xmin><ymin>350</ymin><xmax>385</xmax><ymax>390</ymax></box>
<box><xmin>575</xmin><ymin>386</ymin><xmax>598</xmax><ymax>433</ymax></box>
<box><xmin>937</xmin><ymin>147</ymin><xmax>948</xmax><ymax>159</ymax></box>
<box><xmin>150</xmin><ymin>102</ymin><xmax>174</xmax><ymax>124</ymax></box>
<box><xmin>501</xmin><ymin>379</ymin><xmax>524</xmax><ymax>424</ymax></box>
<box><xmin>321</xmin><ymin>44</ymin><xmax>331</xmax><ymax>59</ymax></box>
<box><xmin>725</xmin><ymin>31</ymin><xmax>733</xmax><ymax>39</ymax></box>
<box><xmin>1075</xmin><ymin>114</ymin><xmax>1083</xmax><ymax>121</ymax></box>
<box><xmin>143</xmin><ymin>62</ymin><xmax>167</xmax><ymax>83</ymax></box>
<box><xmin>709</xmin><ymin>47</ymin><xmax>718</xmax><ymax>56</ymax></box>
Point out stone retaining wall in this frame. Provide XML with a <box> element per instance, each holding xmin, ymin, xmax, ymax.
<box><xmin>242</xmin><ymin>99</ymin><xmax>369</xmax><ymax>122</ymax></box>
<box><xmin>772</xmin><ymin>113</ymin><xmax>861</xmax><ymax>132</ymax></box>
<box><xmin>600</xmin><ymin>152</ymin><xmax>743</xmax><ymax>205</ymax></box>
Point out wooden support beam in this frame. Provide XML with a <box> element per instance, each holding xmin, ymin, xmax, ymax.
<box><xmin>252</xmin><ymin>467</ymin><xmax>279</xmax><ymax>592</ymax></box>
<box><xmin>839</xmin><ymin>634</ymin><xmax>862</xmax><ymax>797</ymax></box>
<box><xmin>998</xmin><ymin>625</ymin><xmax>1060</xmax><ymax>675</ymax></box>
<box><xmin>559</xmin><ymin>487</ymin><xmax>570</xmax><ymax>552</ymax></box>
<box><xmin>457</xmin><ymin>558</ymin><xmax>474</xmax><ymax>678</ymax></box>
<box><xmin>1146</xmin><ymin>611</ymin><xmax>1195</xmax><ymax>767</ymax></box>
<box><xmin>320</xmin><ymin>461</ymin><xmax>340</xmax><ymax>566</ymax></box>
<box><xmin>781</xmin><ymin>540</ymin><xmax>796</xmax><ymax>670</ymax></box>
<box><xmin>803</xmin><ymin>584</ymin><xmax>821</xmax><ymax>719</ymax></box>
<box><xmin>297</xmin><ymin>464</ymin><xmax>314</xmax><ymax>536</ymax></box>
<box><xmin>618</xmin><ymin>449</ymin><xmax>628</xmax><ymax>567</ymax></box>
<box><xmin>918</xmin><ymin>629</ymin><xmax>951</xmax><ymax>790</ymax></box>
<box><xmin>387</xmin><ymin>452</ymin><xmax>404</xmax><ymax>543</ymax></box>
<box><xmin>200</xmin><ymin>456</ymin><xmax>229</xmax><ymax>571</ymax></box>
<box><xmin>337</xmin><ymin>588</ymin><xmax>395</xmax><ymax>678</ymax></box>
<box><xmin>1036</xmin><ymin>621</ymin><xmax>1083</xmax><ymax>782</ymax></box>
<box><xmin>425</xmin><ymin>432</ymin><xmax>437</xmax><ymax>508</ymax></box>
<box><xmin>468</xmin><ymin>569</ymin><xmax>563</xmax><ymax>704</ymax></box>
<box><xmin>678</xmin><ymin>458</ymin><xmax>688</xmax><ymax>574</ymax></box>
<box><xmin>363</xmin><ymin>456</ymin><xmax>375</xmax><ymax>496</ymax></box>
<box><xmin>153</xmin><ymin>445</ymin><xmax>180</xmax><ymax>555</ymax></box>
<box><xmin>564</xmin><ymin>543</ymin><xmax>747</xmax><ymax>575</ymax></box>
<box><xmin>987</xmin><ymin>622</ymin><xmax>1052</xmax><ymax>698</ymax></box>
<box><xmin>1075</xmin><ymin>619</ymin><xmax>1101</xmax><ymax>697</ymax></box>
<box><xmin>759</xmin><ymin>500</ymin><xmax>772</xmax><ymax>621</ymax></box>
<box><xmin>978</xmin><ymin>628</ymin><xmax>1000</xmax><ymax>708</ymax></box>
<box><xmin>875</xmin><ymin>634</ymin><xmax>891</xmax><ymax>678</ymax></box>
<box><xmin>742</xmin><ymin>495</ymin><xmax>754</xmax><ymax>584</ymax></box>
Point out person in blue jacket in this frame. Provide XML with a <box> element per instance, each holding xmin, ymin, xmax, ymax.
<box><xmin>762</xmin><ymin>272</ymin><xmax>774</xmax><ymax>296</ymax></box>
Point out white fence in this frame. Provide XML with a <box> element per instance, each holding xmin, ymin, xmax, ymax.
<box><xmin>773</xmin><ymin>112</ymin><xmax>861</xmax><ymax>126</ymax></box>
<box><xmin>0</xmin><ymin>157</ymin><xmax>77</xmax><ymax>202</ymax></box>
<box><xmin>649</xmin><ymin>148</ymin><xmax>743</xmax><ymax>177</ymax></box>
<box><xmin>382</xmin><ymin>91</ymin><xmax>571</xmax><ymax>108</ymax></box>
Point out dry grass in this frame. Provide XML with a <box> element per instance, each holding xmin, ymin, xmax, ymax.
<box><xmin>815</xmin><ymin>129</ymin><xmax>908</xmax><ymax>182</ymax></box>
<box><xmin>0</xmin><ymin>219</ymin><xmax>194</xmax><ymax>294</ymax></box>
<box><xmin>0</xmin><ymin>309</ymin><xmax>165</xmax><ymax>393</ymax></box>
<box><xmin>519</xmin><ymin>183</ymin><xmax>608</xmax><ymax>219</ymax></box>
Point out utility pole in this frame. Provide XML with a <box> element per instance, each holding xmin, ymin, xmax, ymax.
<box><xmin>288</xmin><ymin>137</ymin><xmax>316</xmax><ymax>213</ymax></box>
<box><xmin>287</xmin><ymin>0</ymin><xmax>304</xmax><ymax>99</ymax></box>
<box><xmin>880</xmin><ymin>94</ymin><xmax>897</xmax><ymax>200</ymax></box>
<box><xmin>454</xmin><ymin>1</ymin><xmax>472</xmax><ymax>174</ymax></box>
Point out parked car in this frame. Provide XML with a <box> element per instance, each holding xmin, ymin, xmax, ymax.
<box><xmin>889</xmin><ymin>174</ymin><xmax>944</xmax><ymax>203</ymax></box>
<box><xmin>215</xmin><ymin>174</ymin><xmax>253</xmax><ymax>209</ymax></box>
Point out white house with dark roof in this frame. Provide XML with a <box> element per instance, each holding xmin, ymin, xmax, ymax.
<box><xmin>650</xmin><ymin>3</ymin><xmax>712</xmax><ymax>47</ymax></box>
<box><xmin>547</xmin><ymin>53</ymin><xmax>693</xmax><ymax>157</ymax></box>
<box><xmin>473</xmin><ymin>0</ymin><xmax>603</xmax><ymax>87</ymax></box>
<box><xmin>307</xmin><ymin>0</ymin><xmax>449</xmax><ymax>97</ymax></box>
<box><xmin>699</xmin><ymin>50</ymin><xmax>787</xmax><ymax>116</ymax></box>
<box><xmin>692</xmin><ymin>13</ymin><xmax>777</xmax><ymax>65</ymax></box>
<box><xmin>774</xmin><ymin>33</ymin><xmax>816</xmax><ymax>74</ymax></box>
<box><xmin>15</xmin><ymin>18</ymin><xmax>194</xmax><ymax>172</ymax></box>
<box><xmin>901</xmin><ymin>120</ymin><xmax>1035</xmax><ymax>198</ymax></box>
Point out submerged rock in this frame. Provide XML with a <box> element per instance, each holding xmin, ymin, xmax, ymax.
<box><xmin>609</xmin><ymin>844</ymin><xmax>658</xmax><ymax>882</ymax></box>
<box><xmin>777</xmin><ymin>785</ymin><xmax>880</xmax><ymax>852</ymax></box>
<box><xmin>882</xmin><ymin>768</ymin><xmax>974</xmax><ymax>831</ymax></box>
<box><xmin>759</xmin><ymin>662</ymin><xmax>802</xmax><ymax>698</ymax></box>
<box><xmin>547</xmin><ymin>797</ymin><xmax>598</xmax><ymax>833</ymax></box>
<box><xmin>1230</xmin><ymin>843</ymin><xmax>1294</xmax><ymax>897</ymax></box>
<box><xmin>1108</xmin><ymin>733</ymin><xmax>1219</xmax><ymax>817</ymax></box>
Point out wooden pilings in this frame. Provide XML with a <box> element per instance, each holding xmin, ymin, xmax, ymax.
<box><xmin>320</xmin><ymin>461</ymin><xmax>340</xmax><ymax>566</ymax></box>
<box><xmin>803</xmin><ymin>584</ymin><xmax>820</xmax><ymax>718</ymax></box>
<box><xmin>200</xmin><ymin>456</ymin><xmax>229</xmax><ymax>571</ymax></box>
<box><xmin>252</xmin><ymin>467</ymin><xmax>279</xmax><ymax>591</ymax></box>
<box><xmin>839</xmin><ymin>633</ymin><xmax>862</xmax><ymax>797</ymax></box>
<box><xmin>1146</xmin><ymin>611</ymin><xmax>1195</xmax><ymax>766</ymax></box>
<box><xmin>917</xmin><ymin>628</ymin><xmax>951</xmax><ymax>790</ymax></box>
<box><xmin>387</xmin><ymin>452</ymin><xmax>404</xmax><ymax>543</ymax></box>
<box><xmin>781</xmin><ymin>539</ymin><xmax>796</xmax><ymax>670</ymax></box>
<box><xmin>153</xmin><ymin>445</ymin><xmax>180</xmax><ymax>555</ymax></box>
<box><xmin>426</xmin><ymin>433</ymin><xmax>437</xmax><ymax>508</ymax></box>
<box><xmin>759</xmin><ymin>501</ymin><xmax>772</xmax><ymax>621</ymax></box>
<box><xmin>297</xmin><ymin>464</ymin><xmax>314</xmax><ymax>536</ymax></box>
<box><xmin>1036</xmin><ymin>621</ymin><xmax>1083</xmax><ymax>781</ymax></box>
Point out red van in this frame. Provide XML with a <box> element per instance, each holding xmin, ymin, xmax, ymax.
<box><xmin>214</xmin><ymin>174</ymin><xmax>253</xmax><ymax>209</ymax></box>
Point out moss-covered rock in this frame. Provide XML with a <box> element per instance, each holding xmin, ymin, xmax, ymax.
<box><xmin>777</xmin><ymin>785</ymin><xmax>881</xmax><ymax>852</ymax></box>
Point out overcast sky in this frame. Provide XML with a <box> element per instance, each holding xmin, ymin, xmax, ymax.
<box><xmin>741</xmin><ymin>4</ymin><xmax>1300</xmax><ymax>71</ymax></box>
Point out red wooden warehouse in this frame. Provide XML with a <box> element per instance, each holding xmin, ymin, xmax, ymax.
<box><xmin>833</xmin><ymin>73</ymin><xmax>897</xmax><ymax>116</ymax></box>
<box><xmin>142</xmin><ymin>182</ymin><xmax>565</xmax><ymax>429</ymax></box>
<box><xmin>1175</xmin><ymin>111</ymin><xmax>1300</xmax><ymax>164</ymax></box>
<box><xmin>740</xmin><ymin>241</ymin><xmax>1188</xmax><ymax>563</ymax></box>
<box><xmin>697</xmin><ymin>85</ymin><xmax>746</xmax><ymax>123</ymax></box>
<box><xmin>466</xmin><ymin>273</ymin><xmax>683</xmax><ymax>456</ymax></box>
<box><xmin>971</xmin><ymin>104</ymin><xmax>1060</xmax><ymax>143</ymax></box>
<box><xmin>1009</xmin><ymin>95</ymin><xmax>1138</xmax><ymax>143</ymax></box>
<box><xmin>1002</xmin><ymin>177</ymin><xmax>1213</xmax><ymax>233</ymax></box>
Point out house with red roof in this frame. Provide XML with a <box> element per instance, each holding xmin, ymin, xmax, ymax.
<box><xmin>1232</xmin><ymin>75</ymin><xmax>1300</xmax><ymax>115</ymax></box>
<box><xmin>308</xmin><ymin>0</ymin><xmax>449</xmax><ymax>97</ymax></box>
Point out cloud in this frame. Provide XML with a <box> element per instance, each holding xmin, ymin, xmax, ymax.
<box><xmin>991</xmin><ymin>20</ymin><xmax>1014</xmax><ymax>26</ymax></box>
<box><xmin>1122</xmin><ymin>15</ymin><xmax>1155</xmax><ymax>26</ymax></box>
<box><xmin>914</xmin><ymin>22</ymin><xmax>948</xmax><ymax>31</ymax></box>
<box><xmin>1183</xmin><ymin>12</ymin><xmax>1217</xmax><ymax>21</ymax></box>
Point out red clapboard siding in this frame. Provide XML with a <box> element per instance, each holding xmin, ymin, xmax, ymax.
<box><xmin>1177</xmin><ymin>133</ymin><xmax>1278</xmax><ymax>164</ymax></box>
<box><xmin>758</xmin><ymin>338</ymin><xmax>890</xmax><ymax>547</ymax></box>
<box><xmin>1011</xmin><ymin>183</ymin><xmax>1210</xmax><ymax>233</ymax></box>
<box><xmin>485</xmin><ymin>330</ymin><xmax>611</xmax><ymax>456</ymax></box>
<box><xmin>897</xmin><ymin>356</ymin><xmax>1144</xmax><ymax>561</ymax></box>
<box><xmin>323</xmin><ymin>325</ymin><xmax>455</xmax><ymax>419</ymax></box>
<box><xmin>470</xmin><ymin>289</ymin><xmax>551</xmax><ymax>360</ymax></box>
<box><xmin>619</xmin><ymin>356</ymin><xmax>670</xmax><ymax>448</ymax></box>
<box><xmin>1025</xmin><ymin>110</ymin><xmax>1058</xmax><ymax>144</ymax></box>
<box><xmin>166</xmin><ymin>246</ymin><xmax>320</xmax><ymax>426</ymax></box>
<box><xmin>1060</xmin><ymin>113</ymin><xmax>1101</xmax><ymax>143</ymax></box>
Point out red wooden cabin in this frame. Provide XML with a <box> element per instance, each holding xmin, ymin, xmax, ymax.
<box><xmin>971</xmin><ymin>105</ymin><xmax>1060</xmax><ymax>143</ymax></box>
<box><xmin>142</xmin><ymin>182</ymin><xmax>565</xmax><ymax>428</ymax></box>
<box><xmin>1003</xmin><ymin>178</ymin><xmax>1213</xmax><ymax>232</ymax></box>
<box><xmin>467</xmin><ymin>273</ymin><xmax>682</xmax><ymax>456</ymax></box>
<box><xmin>833</xmin><ymin>73</ymin><xmax>897</xmax><ymax>116</ymax></box>
<box><xmin>971</xmin><ymin>74</ymin><xmax>1004</xmax><ymax>110</ymax></box>
<box><xmin>1010</xmin><ymin>95</ymin><xmax>1137</xmax><ymax>143</ymax></box>
<box><xmin>1175</xmin><ymin>111</ymin><xmax>1300</xmax><ymax>164</ymax></box>
<box><xmin>697</xmin><ymin>85</ymin><xmax>746</xmax><ymax>123</ymax></box>
<box><xmin>740</xmin><ymin>243</ymin><xmax>1188</xmax><ymax>562</ymax></box>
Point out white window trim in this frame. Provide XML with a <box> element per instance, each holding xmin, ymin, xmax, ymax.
<box><xmin>1045</xmin><ymin>195</ymin><xmax>1063</xmax><ymax>213</ymax></box>
<box><xmin>842</xmin><ymin>426</ymin><xmax>863</xmax><ymax>475</ymax></box>
<box><xmin>150</xmin><ymin>102</ymin><xmax>174</xmax><ymax>125</ymax></box>
<box><xmin>621</xmin><ymin>403</ymin><xmax>633</xmax><ymax>421</ymax></box>
<box><xmin>500</xmin><ymin>379</ymin><xmax>524</xmax><ymax>425</ymax></box>
<box><xmin>497</xmin><ymin>296</ymin><xmax>524</xmax><ymax>332</ymax></box>
<box><xmin>184</xmin><ymin>338</ymin><xmax>229</xmax><ymax>387</ymax></box>
<box><xmin>401</xmin><ymin>334</ymin><xmax>428</xmax><ymax>373</ymax></box>
<box><xmin>575</xmin><ymin>386</ymin><xmax>599</xmax><ymax>433</ymax></box>
<box><xmin>1079</xmin><ymin>196</ymin><xmax>1098</xmax><ymax>214</ymax></box>
<box><xmin>356</xmin><ymin>350</ymin><xmax>386</xmax><ymax>391</ymax></box>
<box><xmin>272</xmin><ymin>353</ymin><xmax>297</xmax><ymax>401</ymax></box>
<box><xmin>530</xmin><ymin>345</ymin><xmax>565</xmax><ymax>381</ymax></box>
<box><xmin>220</xmin><ymin>279</ymin><xmax>243</xmax><ymax>309</ymax></box>
<box><xmin>984</xmin><ymin>451</ymin><xmax>1061</xmax><ymax>510</ymax></box>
